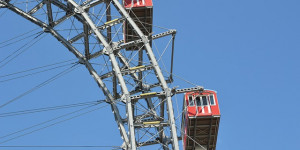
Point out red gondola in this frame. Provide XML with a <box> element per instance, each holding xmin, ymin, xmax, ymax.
<box><xmin>182</xmin><ymin>90</ymin><xmax>221</xmax><ymax>150</ymax></box>
<box><xmin>123</xmin><ymin>0</ymin><xmax>153</xmax><ymax>50</ymax></box>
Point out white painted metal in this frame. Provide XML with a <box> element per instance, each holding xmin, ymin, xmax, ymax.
<box><xmin>111</xmin><ymin>0</ymin><xmax>179</xmax><ymax>149</ymax></box>
<box><xmin>66</xmin><ymin>0</ymin><xmax>136</xmax><ymax>149</ymax></box>
<box><xmin>0</xmin><ymin>0</ymin><xmax>202</xmax><ymax>149</ymax></box>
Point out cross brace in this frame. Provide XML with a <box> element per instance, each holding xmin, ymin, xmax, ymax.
<box><xmin>68</xmin><ymin>18</ymin><xmax>126</xmax><ymax>44</ymax></box>
<box><xmin>89</xmin><ymin>29</ymin><xmax>176</xmax><ymax>59</ymax></box>
<box><xmin>100</xmin><ymin>65</ymin><xmax>153</xmax><ymax>79</ymax></box>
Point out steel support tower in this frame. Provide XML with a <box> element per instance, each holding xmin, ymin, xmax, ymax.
<box><xmin>0</xmin><ymin>0</ymin><xmax>204</xmax><ymax>149</ymax></box>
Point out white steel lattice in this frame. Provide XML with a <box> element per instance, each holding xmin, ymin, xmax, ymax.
<box><xmin>0</xmin><ymin>0</ymin><xmax>204</xmax><ymax>149</ymax></box>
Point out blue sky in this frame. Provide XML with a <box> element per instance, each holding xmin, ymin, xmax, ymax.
<box><xmin>0</xmin><ymin>0</ymin><xmax>300</xmax><ymax>149</ymax></box>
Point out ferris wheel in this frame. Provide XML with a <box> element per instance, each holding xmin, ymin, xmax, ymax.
<box><xmin>0</xmin><ymin>0</ymin><xmax>220</xmax><ymax>150</ymax></box>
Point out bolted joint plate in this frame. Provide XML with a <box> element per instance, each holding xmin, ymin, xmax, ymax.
<box><xmin>74</xmin><ymin>6</ymin><xmax>84</xmax><ymax>14</ymax></box>
<box><xmin>141</xmin><ymin>36</ymin><xmax>149</xmax><ymax>44</ymax></box>
<box><xmin>164</xmin><ymin>88</ymin><xmax>172</xmax><ymax>97</ymax></box>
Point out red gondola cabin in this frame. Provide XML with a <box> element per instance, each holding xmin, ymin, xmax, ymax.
<box><xmin>123</xmin><ymin>0</ymin><xmax>153</xmax><ymax>50</ymax></box>
<box><xmin>182</xmin><ymin>90</ymin><xmax>221</xmax><ymax>150</ymax></box>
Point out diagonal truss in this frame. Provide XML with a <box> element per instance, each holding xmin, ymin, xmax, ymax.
<box><xmin>0</xmin><ymin>0</ymin><xmax>204</xmax><ymax>149</ymax></box>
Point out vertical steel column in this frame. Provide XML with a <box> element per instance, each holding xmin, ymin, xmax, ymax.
<box><xmin>112</xmin><ymin>0</ymin><xmax>179</xmax><ymax>149</ymax></box>
<box><xmin>106</xmin><ymin>1</ymin><xmax>111</xmax><ymax>43</ymax></box>
<box><xmin>66</xmin><ymin>0</ymin><xmax>136</xmax><ymax>149</ymax></box>
<box><xmin>83</xmin><ymin>22</ymin><xmax>90</xmax><ymax>58</ymax></box>
<box><xmin>106</xmin><ymin>1</ymin><xmax>118</xmax><ymax>98</ymax></box>
<box><xmin>46</xmin><ymin>0</ymin><xmax>53</xmax><ymax>26</ymax></box>
<box><xmin>138</xmin><ymin>49</ymin><xmax>143</xmax><ymax>89</ymax></box>
<box><xmin>159</xmin><ymin>97</ymin><xmax>167</xmax><ymax>149</ymax></box>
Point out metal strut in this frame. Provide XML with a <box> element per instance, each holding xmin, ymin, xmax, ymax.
<box><xmin>66</xmin><ymin>0</ymin><xmax>136</xmax><ymax>149</ymax></box>
<box><xmin>112</xmin><ymin>0</ymin><xmax>180</xmax><ymax>149</ymax></box>
<box><xmin>1</xmin><ymin>0</ymin><xmax>131</xmax><ymax>148</ymax></box>
<box><xmin>1</xmin><ymin>0</ymin><xmax>199</xmax><ymax>149</ymax></box>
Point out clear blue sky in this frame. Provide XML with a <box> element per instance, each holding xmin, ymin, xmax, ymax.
<box><xmin>0</xmin><ymin>0</ymin><xmax>300</xmax><ymax>149</ymax></box>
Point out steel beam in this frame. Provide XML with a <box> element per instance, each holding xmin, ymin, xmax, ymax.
<box><xmin>116</xmin><ymin>53</ymin><xmax>140</xmax><ymax>82</ymax></box>
<box><xmin>1</xmin><ymin>1</ymin><xmax>46</xmax><ymax>28</ymax></box>
<box><xmin>115</xmin><ymin>52</ymin><xmax>161</xmax><ymax>139</ymax></box>
<box><xmin>100</xmin><ymin>65</ymin><xmax>153</xmax><ymax>80</ymax></box>
<box><xmin>28</xmin><ymin>0</ymin><xmax>46</xmax><ymax>15</ymax></box>
<box><xmin>83</xmin><ymin>22</ymin><xmax>90</xmax><ymax>58</ymax></box>
<box><xmin>52</xmin><ymin>0</ymin><xmax>84</xmax><ymax>22</ymax></box>
<box><xmin>80</xmin><ymin>54</ymin><xmax>133</xmax><ymax>149</ymax></box>
<box><xmin>129</xmin><ymin>86</ymin><xmax>203</xmax><ymax>102</ymax></box>
<box><xmin>134</xmin><ymin>121</ymin><xmax>169</xmax><ymax>128</ymax></box>
<box><xmin>4</xmin><ymin>2</ymin><xmax>130</xmax><ymax>147</ymax></box>
<box><xmin>2</xmin><ymin>0</ymin><xmax>192</xmax><ymax>149</ymax></box>
<box><xmin>50</xmin><ymin>20</ymin><xmax>131</xmax><ymax>150</ymax></box>
<box><xmin>111</xmin><ymin>1</ymin><xmax>179</xmax><ymax>148</ymax></box>
<box><xmin>83</xmin><ymin>60</ymin><xmax>130</xmax><ymax>147</ymax></box>
<box><xmin>53</xmin><ymin>12</ymin><xmax>75</xmax><ymax>26</ymax></box>
<box><xmin>89</xmin><ymin>29</ymin><xmax>176</xmax><ymax>60</ymax></box>
<box><xmin>68</xmin><ymin>18</ymin><xmax>125</xmax><ymax>44</ymax></box>
<box><xmin>170</xmin><ymin>34</ymin><xmax>175</xmax><ymax>82</ymax></box>
<box><xmin>66</xmin><ymin>0</ymin><xmax>137</xmax><ymax>148</ymax></box>
<box><xmin>46</xmin><ymin>0</ymin><xmax>54</xmax><ymax>26</ymax></box>
<box><xmin>48</xmin><ymin>21</ymin><xmax>130</xmax><ymax>149</ymax></box>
